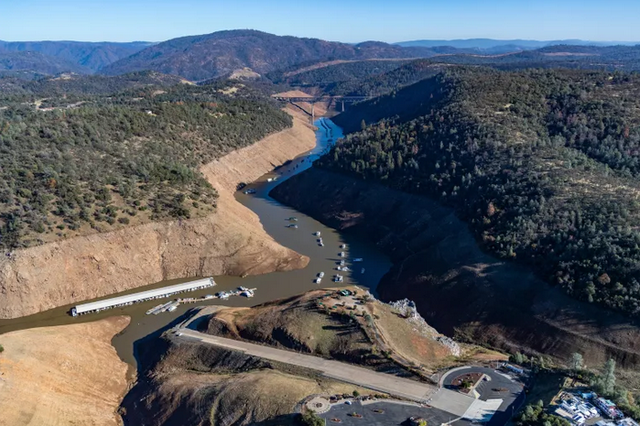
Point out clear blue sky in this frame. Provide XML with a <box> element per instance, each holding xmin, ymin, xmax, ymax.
<box><xmin>1</xmin><ymin>0</ymin><xmax>639</xmax><ymax>43</ymax></box>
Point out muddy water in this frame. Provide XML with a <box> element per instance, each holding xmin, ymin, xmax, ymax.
<box><xmin>0</xmin><ymin>118</ymin><xmax>392</xmax><ymax>366</ymax></box>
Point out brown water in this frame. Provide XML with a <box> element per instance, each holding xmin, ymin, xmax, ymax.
<box><xmin>0</xmin><ymin>118</ymin><xmax>393</xmax><ymax>366</ymax></box>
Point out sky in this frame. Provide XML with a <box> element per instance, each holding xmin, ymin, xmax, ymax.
<box><xmin>1</xmin><ymin>0</ymin><xmax>639</xmax><ymax>43</ymax></box>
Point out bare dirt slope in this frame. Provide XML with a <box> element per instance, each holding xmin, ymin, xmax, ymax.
<box><xmin>0</xmin><ymin>317</ymin><xmax>130</xmax><ymax>426</ymax></box>
<box><xmin>0</xmin><ymin>105</ymin><xmax>315</xmax><ymax>319</ymax></box>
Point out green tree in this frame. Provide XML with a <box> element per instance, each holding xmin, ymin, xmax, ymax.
<box><xmin>513</xmin><ymin>352</ymin><xmax>526</xmax><ymax>365</ymax></box>
<box><xmin>602</xmin><ymin>359</ymin><xmax>616</xmax><ymax>395</ymax></box>
<box><xmin>570</xmin><ymin>353</ymin><xmax>583</xmax><ymax>372</ymax></box>
<box><xmin>299</xmin><ymin>411</ymin><xmax>324</xmax><ymax>426</ymax></box>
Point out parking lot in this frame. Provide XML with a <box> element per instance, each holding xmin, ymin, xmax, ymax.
<box><xmin>319</xmin><ymin>400</ymin><xmax>454</xmax><ymax>426</ymax></box>
<box><xmin>442</xmin><ymin>366</ymin><xmax>527</xmax><ymax>426</ymax></box>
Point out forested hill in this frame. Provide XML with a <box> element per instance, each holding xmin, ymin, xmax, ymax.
<box><xmin>0</xmin><ymin>51</ymin><xmax>86</xmax><ymax>78</ymax></box>
<box><xmin>0</xmin><ymin>71</ymin><xmax>189</xmax><ymax>97</ymax></box>
<box><xmin>325</xmin><ymin>68</ymin><xmax>640</xmax><ymax>316</ymax></box>
<box><xmin>101</xmin><ymin>30</ymin><xmax>444</xmax><ymax>81</ymax></box>
<box><xmin>0</xmin><ymin>79</ymin><xmax>291</xmax><ymax>249</ymax></box>
<box><xmin>0</xmin><ymin>41</ymin><xmax>151</xmax><ymax>72</ymax></box>
<box><xmin>271</xmin><ymin>45</ymin><xmax>640</xmax><ymax>98</ymax></box>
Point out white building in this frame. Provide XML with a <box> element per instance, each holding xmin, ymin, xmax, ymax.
<box><xmin>71</xmin><ymin>277</ymin><xmax>216</xmax><ymax>316</ymax></box>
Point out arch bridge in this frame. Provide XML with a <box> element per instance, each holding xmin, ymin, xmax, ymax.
<box><xmin>273</xmin><ymin>95</ymin><xmax>370</xmax><ymax>121</ymax></box>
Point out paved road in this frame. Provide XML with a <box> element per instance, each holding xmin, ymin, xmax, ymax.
<box><xmin>176</xmin><ymin>329</ymin><xmax>439</xmax><ymax>403</ymax></box>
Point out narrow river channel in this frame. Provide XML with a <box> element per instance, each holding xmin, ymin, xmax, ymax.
<box><xmin>0</xmin><ymin>118</ymin><xmax>393</xmax><ymax>366</ymax></box>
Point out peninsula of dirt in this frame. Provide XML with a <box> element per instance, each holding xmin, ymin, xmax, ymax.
<box><xmin>0</xmin><ymin>316</ymin><xmax>130</xmax><ymax>426</ymax></box>
<box><xmin>120</xmin><ymin>287</ymin><xmax>498</xmax><ymax>426</ymax></box>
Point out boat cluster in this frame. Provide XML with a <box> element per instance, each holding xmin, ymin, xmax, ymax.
<box><xmin>145</xmin><ymin>287</ymin><xmax>257</xmax><ymax>315</ymax></box>
<box><xmin>287</xmin><ymin>217</ymin><xmax>299</xmax><ymax>229</ymax></box>
<box><xmin>215</xmin><ymin>286</ymin><xmax>256</xmax><ymax>300</ymax></box>
<box><xmin>313</xmin><ymin>231</ymin><xmax>324</xmax><ymax>246</ymax></box>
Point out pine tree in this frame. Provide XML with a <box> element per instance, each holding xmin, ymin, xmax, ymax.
<box><xmin>571</xmin><ymin>353</ymin><xmax>583</xmax><ymax>372</ymax></box>
<box><xmin>602</xmin><ymin>358</ymin><xmax>616</xmax><ymax>395</ymax></box>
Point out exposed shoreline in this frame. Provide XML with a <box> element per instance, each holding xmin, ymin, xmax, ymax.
<box><xmin>0</xmin><ymin>316</ymin><xmax>131</xmax><ymax>426</ymax></box>
<box><xmin>0</xmin><ymin>105</ymin><xmax>316</xmax><ymax>320</ymax></box>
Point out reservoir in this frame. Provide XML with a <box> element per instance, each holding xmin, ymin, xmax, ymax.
<box><xmin>0</xmin><ymin>118</ymin><xmax>393</xmax><ymax>366</ymax></box>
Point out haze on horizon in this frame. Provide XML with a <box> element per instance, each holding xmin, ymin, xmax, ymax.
<box><xmin>1</xmin><ymin>0</ymin><xmax>639</xmax><ymax>44</ymax></box>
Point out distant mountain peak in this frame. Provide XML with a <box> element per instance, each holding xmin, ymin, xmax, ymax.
<box><xmin>101</xmin><ymin>30</ymin><xmax>439</xmax><ymax>81</ymax></box>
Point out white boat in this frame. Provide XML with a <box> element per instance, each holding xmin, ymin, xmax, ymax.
<box><xmin>240</xmin><ymin>290</ymin><xmax>254</xmax><ymax>298</ymax></box>
<box><xmin>317</xmin><ymin>238</ymin><xmax>323</xmax><ymax>243</ymax></box>
<box><xmin>333</xmin><ymin>274</ymin><xmax>344</xmax><ymax>283</ymax></box>
<box><xmin>318</xmin><ymin>272</ymin><xmax>325</xmax><ymax>278</ymax></box>
<box><xmin>361</xmin><ymin>268</ymin><xmax>365</xmax><ymax>274</ymax></box>
<box><xmin>339</xmin><ymin>260</ymin><xmax>346</xmax><ymax>266</ymax></box>
<box><xmin>287</xmin><ymin>224</ymin><xmax>298</xmax><ymax>229</ymax></box>
<box><xmin>339</xmin><ymin>252</ymin><xmax>345</xmax><ymax>257</ymax></box>
<box><xmin>336</xmin><ymin>266</ymin><xmax>343</xmax><ymax>271</ymax></box>
<box><xmin>216</xmin><ymin>291</ymin><xmax>230</xmax><ymax>300</ymax></box>
<box><xmin>353</xmin><ymin>258</ymin><xmax>363</xmax><ymax>262</ymax></box>
<box><xmin>314</xmin><ymin>277</ymin><xmax>322</xmax><ymax>284</ymax></box>
<box><xmin>340</xmin><ymin>244</ymin><xmax>347</xmax><ymax>249</ymax></box>
<box><xmin>238</xmin><ymin>286</ymin><xmax>249</xmax><ymax>291</ymax></box>
<box><xmin>343</xmin><ymin>267</ymin><xmax>350</xmax><ymax>272</ymax></box>
<box><xmin>167</xmin><ymin>305</ymin><xmax>178</xmax><ymax>312</ymax></box>
<box><xmin>146</xmin><ymin>303</ymin><xmax>164</xmax><ymax>315</ymax></box>
<box><xmin>314</xmin><ymin>231</ymin><xmax>321</xmax><ymax>236</ymax></box>
<box><xmin>319</xmin><ymin>242</ymin><xmax>324</xmax><ymax>247</ymax></box>
<box><xmin>267</xmin><ymin>178</ymin><xmax>273</xmax><ymax>182</ymax></box>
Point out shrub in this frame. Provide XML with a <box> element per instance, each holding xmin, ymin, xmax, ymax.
<box><xmin>298</xmin><ymin>411</ymin><xmax>324</xmax><ymax>426</ymax></box>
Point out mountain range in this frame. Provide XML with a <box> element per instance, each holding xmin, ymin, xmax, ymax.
<box><xmin>3</xmin><ymin>31</ymin><xmax>640</xmax><ymax>82</ymax></box>
<box><xmin>0</xmin><ymin>40</ymin><xmax>151</xmax><ymax>72</ymax></box>
<box><xmin>396</xmin><ymin>38</ymin><xmax>640</xmax><ymax>54</ymax></box>
<box><xmin>100</xmin><ymin>30</ymin><xmax>444</xmax><ymax>81</ymax></box>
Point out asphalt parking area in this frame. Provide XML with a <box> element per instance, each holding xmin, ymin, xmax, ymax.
<box><xmin>319</xmin><ymin>400</ymin><xmax>455</xmax><ymax>426</ymax></box>
<box><xmin>443</xmin><ymin>367</ymin><xmax>527</xmax><ymax>426</ymax></box>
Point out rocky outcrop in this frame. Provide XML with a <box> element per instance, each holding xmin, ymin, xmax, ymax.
<box><xmin>0</xmin><ymin>107</ymin><xmax>316</xmax><ymax>319</ymax></box>
<box><xmin>271</xmin><ymin>167</ymin><xmax>640</xmax><ymax>370</ymax></box>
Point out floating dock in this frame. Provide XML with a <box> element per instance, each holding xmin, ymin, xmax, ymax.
<box><xmin>71</xmin><ymin>277</ymin><xmax>216</xmax><ymax>316</ymax></box>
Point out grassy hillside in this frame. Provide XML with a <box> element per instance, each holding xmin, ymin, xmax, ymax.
<box><xmin>0</xmin><ymin>79</ymin><xmax>291</xmax><ymax>249</ymax></box>
<box><xmin>122</xmin><ymin>333</ymin><xmax>371</xmax><ymax>426</ymax></box>
<box><xmin>202</xmin><ymin>288</ymin><xmax>498</xmax><ymax>375</ymax></box>
<box><xmin>101</xmin><ymin>30</ymin><xmax>444</xmax><ymax>81</ymax></box>
<box><xmin>324</xmin><ymin>68</ymin><xmax>640</xmax><ymax>317</ymax></box>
